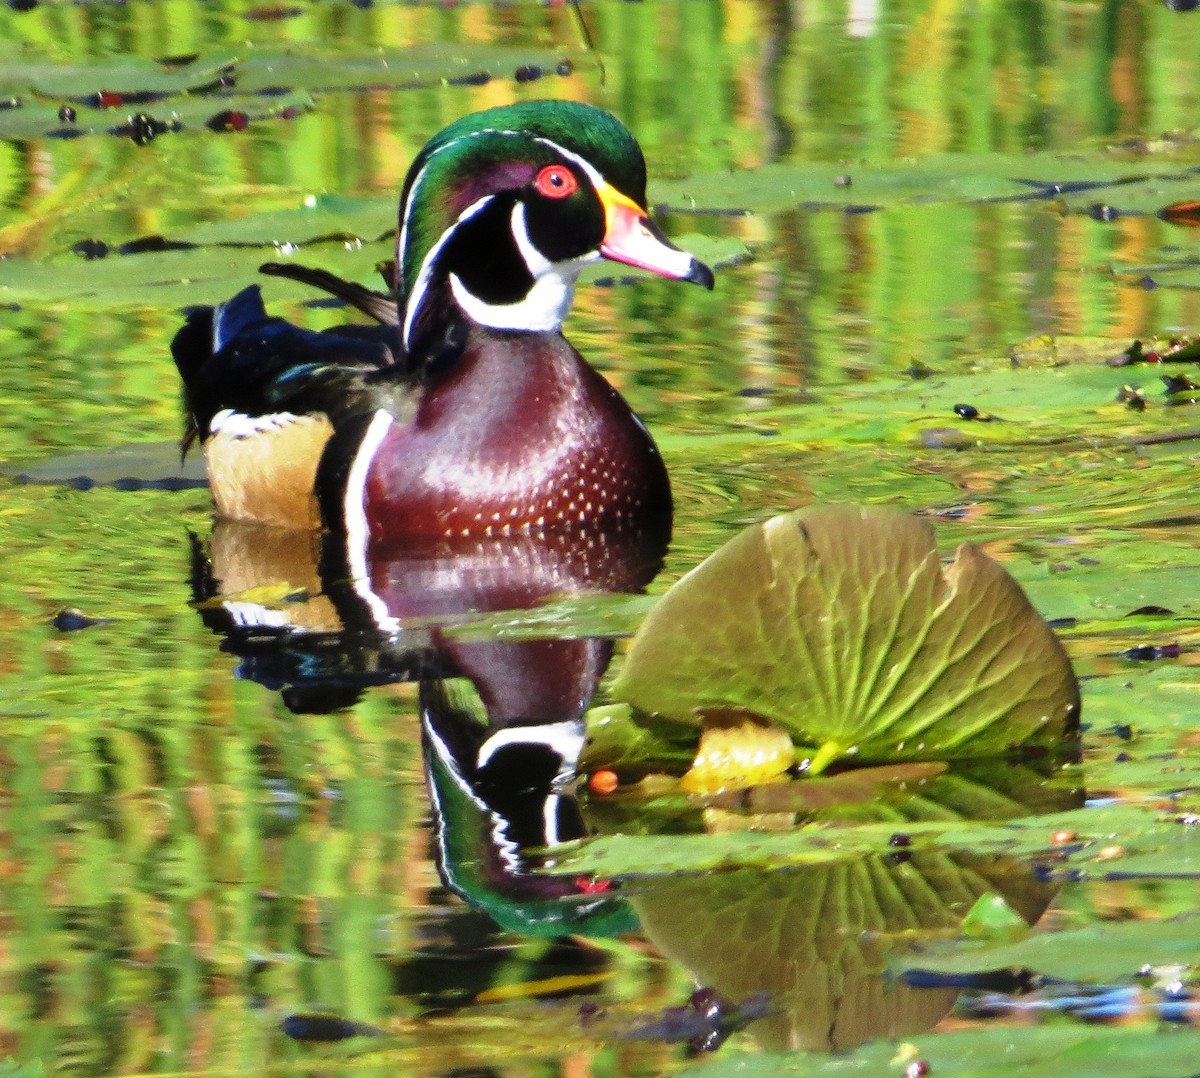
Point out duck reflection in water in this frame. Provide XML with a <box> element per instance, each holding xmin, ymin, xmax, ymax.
<box><xmin>191</xmin><ymin>521</ymin><xmax>1084</xmax><ymax>1054</ymax></box>
<box><xmin>191</xmin><ymin>518</ymin><xmax>664</xmax><ymax>935</ymax></box>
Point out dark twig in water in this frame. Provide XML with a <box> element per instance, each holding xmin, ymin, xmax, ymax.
<box><xmin>924</xmin><ymin>427</ymin><xmax>1200</xmax><ymax>453</ymax></box>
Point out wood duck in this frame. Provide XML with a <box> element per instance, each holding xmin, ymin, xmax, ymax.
<box><xmin>172</xmin><ymin>100</ymin><xmax>714</xmax><ymax>541</ymax></box>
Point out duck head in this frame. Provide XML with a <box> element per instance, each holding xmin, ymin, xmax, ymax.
<box><xmin>396</xmin><ymin>99</ymin><xmax>714</xmax><ymax>367</ymax></box>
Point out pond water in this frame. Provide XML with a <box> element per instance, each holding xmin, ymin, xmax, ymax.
<box><xmin>4</xmin><ymin>1</ymin><xmax>1200</xmax><ymax>1075</ymax></box>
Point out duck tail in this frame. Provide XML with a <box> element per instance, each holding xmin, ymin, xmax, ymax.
<box><xmin>258</xmin><ymin>262</ymin><xmax>400</xmax><ymax>328</ymax></box>
<box><xmin>171</xmin><ymin>304</ymin><xmax>214</xmax><ymax>460</ymax></box>
<box><xmin>171</xmin><ymin>286</ymin><xmax>270</xmax><ymax>459</ymax></box>
<box><xmin>170</xmin><ymin>303</ymin><xmax>215</xmax><ymax>391</ymax></box>
<box><xmin>213</xmin><ymin>284</ymin><xmax>270</xmax><ymax>350</ymax></box>
<box><xmin>171</xmin><ymin>286</ymin><xmax>270</xmax><ymax>387</ymax></box>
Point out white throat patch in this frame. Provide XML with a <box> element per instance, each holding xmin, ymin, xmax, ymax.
<box><xmin>449</xmin><ymin>202</ymin><xmax>597</xmax><ymax>333</ymax></box>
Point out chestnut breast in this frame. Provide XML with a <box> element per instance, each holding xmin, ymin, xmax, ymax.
<box><xmin>360</xmin><ymin>331</ymin><xmax>670</xmax><ymax>540</ymax></box>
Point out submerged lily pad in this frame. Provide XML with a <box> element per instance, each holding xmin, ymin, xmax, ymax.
<box><xmin>611</xmin><ymin>505</ymin><xmax>1080</xmax><ymax>769</ymax></box>
<box><xmin>903</xmin><ymin>912</ymin><xmax>1200</xmax><ymax>984</ymax></box>
<box><xmin>678</xmin><ymin>1023</ymin><xmax>1200</xmax><ymax>1078</ymax></box>
<box><xmin>7</xmin><ymin>441</ymin><xmax>206</xmax><ymax>488</ymax></box>
<box><xmin>628</xmin><ymin>848</ymin><xmax>1056</xmax><ymax>1052</ymax></box>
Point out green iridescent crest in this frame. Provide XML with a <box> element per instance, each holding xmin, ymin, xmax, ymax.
<box><xmin>395</xmin><ymin>100</ymin><xmax>648</xmax><ymax>305</ymax></box>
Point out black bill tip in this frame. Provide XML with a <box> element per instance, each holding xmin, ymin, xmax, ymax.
<box><xmin>685</xmin><ymin>259</ymin><xmax>715</xmax><ymax>290</ymax></box>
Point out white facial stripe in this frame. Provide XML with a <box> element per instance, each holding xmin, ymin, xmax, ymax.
<box><xmin>511</xmin><ymin>201</ymin><xmax>553</xmax><ymax>276</ymax></box>
<box><xmin>543</xmin><ymin>794</ymin><xmax>568</xmax><ymax>847</ymax></box>
<box><xmin>397</xmin><ymin>133</ymin><xmax>474</xmax><ymax>291</ymax></box>
<box><xmin>398</xmin><ymin>126</ymin><xmax>532</xmax><ymax>305</ymax></box>
<box><xmin>532</xmin><ymin>136</ymin><xmax>612</xmax><ymax>194</ymax></box>
<box><xmin>343</xmin><ymin>409</ymin><xmax>400</xmax><ymax>631</ymax></box>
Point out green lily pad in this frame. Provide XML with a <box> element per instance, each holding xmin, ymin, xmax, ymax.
<box><xmin>0</xmin><ymin>230</ymin><xmax>743</xmax><ymax>312</ymax></box>
<box><xmin>610</xmin><ymin>505</ymin><xmax>1080</xmax><ymax>769</ymax></box>
<box><xmin>651</xmin><ymin>152</ymin><xmax>1200</xmax><ymax>218</ymax></box>
<box><xmin>0</xmin><ymin>55</ymin><xmax>237</xmax><ymax>98</ymax></box>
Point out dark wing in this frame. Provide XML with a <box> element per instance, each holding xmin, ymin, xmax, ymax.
<box><xmin>171</xmin><ymin>284</ymin><xmax>405</xmax><ymax>456</ymax></box>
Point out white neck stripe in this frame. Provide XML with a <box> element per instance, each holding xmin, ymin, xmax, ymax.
<box><xmin>398</xmin><ymin>128</ymin><xmax>531</xmax><ymax>298</ymax></box>
<box><xmin>343</xmin><ymin>410</ymin><xmax>399</xmax><ymax>630</ymax></box>
<box><xmin>401</xmin><ymin>193</ymin><xmax>493</xmax><ymax>351</ymax></box>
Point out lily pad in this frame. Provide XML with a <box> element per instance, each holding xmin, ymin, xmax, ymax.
<box><xmin>650</xmin><ymin>152</ymin><xmax>1200</xmax><ymax>218</ymax></box>
<box><xmin>610</xmin><ymin>505</ymin><xmax>1080</xmax><ymax>769</ymax></box>
<box><xmin>0</xmin><ymin>231</ymin><xmax>745</xmax><ymax>312</ymax></box>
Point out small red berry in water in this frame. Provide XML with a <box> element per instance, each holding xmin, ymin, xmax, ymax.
<box><xmin>1146</xmin><ymin>351</ymin><xmax>1161</xmax><ymax>363</ymax></box>
<box><xmin>905</xmin><ymin>1061</ymin><xmax>931</xmax><ymax>1078</ymax></box>
<box><xmin>96</xmin><ymin>90</ymin><xmax>123</xmax><ymax>108</ymax></box>
<box><xmin>588</xmin><ymin>769</ymin><xmax>619</xmax><ymax>796</ymax></box>
<box><xmin>207</xmin><ymin>109</ymin><xmax>250</xmax><ymax>132</ymax></box>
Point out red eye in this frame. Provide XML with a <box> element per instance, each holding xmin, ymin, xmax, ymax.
<box><xmin>534</xmin><ymin>164</ymin><xmax>578</xmax><ymax>199</ymax></box>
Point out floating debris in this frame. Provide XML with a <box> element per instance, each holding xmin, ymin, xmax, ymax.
<box><xmin>279</xmin><ymin>1012</ymin><xmax>384</xmax><ymax>1042</ymax></box>
<box><xmin>1115</xmin><ymin>384</ymin><xmax>1147</xmax><ymax>411</ymax></box>
<box><xmin>51</xmin><ymin>608</ymin><xmax>112</xmax><ymax>632</ymax></box>
<box><xmin>207</xmin><ymin>109</ymin><xmax>250</xmax><ymax>132</ymax></box>
<box><xmin>71</xmin><ymin>239</ymin><xmax>109</xmax><ymax>260</ymax></box>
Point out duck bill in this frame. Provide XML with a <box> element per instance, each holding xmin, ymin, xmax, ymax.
<box><xmin>598</xmin><ymin>186</ymin><xmax>715</xmax><ymax>289</ymax></box>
